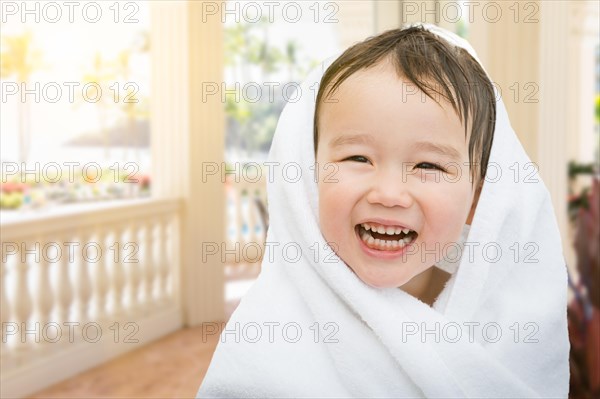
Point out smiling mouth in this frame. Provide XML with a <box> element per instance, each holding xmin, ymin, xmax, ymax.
<box><xmin>355</xmin><ymin>222</ymin><xmax>418</xmax><ymax>251</ymax></box>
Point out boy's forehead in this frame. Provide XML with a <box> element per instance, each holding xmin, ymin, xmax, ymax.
<box><xmin>328</xmin><ymin>65</ymin><xmax>457</xmax><ymax>112</ymax></box>
<box><xmin>322</xmin><ymin>69</ymin><xmax>469</xmax><ymax>134</ymax></box>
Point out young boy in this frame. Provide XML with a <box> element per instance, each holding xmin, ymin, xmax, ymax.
<box><xmin>198</xmin><ymin>24</ymin><xmax>569</xmax><ymax>398</ymax></box>
<box><xmin>313</xmin><ymin>26</ymin><xmax>494</xmax><ymax>306</ymax></box>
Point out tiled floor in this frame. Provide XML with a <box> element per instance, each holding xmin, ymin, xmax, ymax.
<box><xmin>29</xmin><ymin>264</ymin><xmax>260</xmax><ymax>399</ymax></box>
<box><xmin>28</xmin><ymin>326</ymin><xmax>220</xmax><ymax>399</ymax></box>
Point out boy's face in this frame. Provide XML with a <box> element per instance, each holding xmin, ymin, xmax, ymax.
<box><xmin>316</xmin><ymin>59</ymin><xmax>479</xmax><ymax>289</ymax></box>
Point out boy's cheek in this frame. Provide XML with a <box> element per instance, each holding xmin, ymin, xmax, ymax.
<box><xmin>318</xmin><ymin>189</ymin><xmax>342</xmax><ymax>230</ymax></box>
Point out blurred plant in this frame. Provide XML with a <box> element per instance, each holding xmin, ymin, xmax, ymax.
<box><xmin>0</xmin><ymin>182</ymin><xmax>27</xmax><ymax>209</ymax></box>
<box><xmin>0</xmin><ymin>167</ymin><xmax>151</xmax><ymax>210</ymax></box>
<box><xmin>568</xmin><ymin>161</ymin><xmax>598</xmax><ymax>222</ymax></box>
<box><xmin>80</xmin><ymin>53</ymin><xmax>118</xmax><ymax>160</ymax></box>
<box><xmin>456</xmin><ymin>19</ymin><xmax>468</xmax><ymax>39</ymax></box>
<box><xmin>76</xmin><ymin>30</ymin><xmax>150</xmax><ymax>162</ymax></box>
<box><xmin>114</xmin><ymin>32</ymin><xmax>150</xmax><ymax>163</ymax></box>
<box><xmin>0</xmin><ymin>30</ymin><xmax>43</xmax><ymax>163</ymax></box>
<box><xmin>567</xmin><ymin>92</ymin><xmax>599</xmax><ymax>394</ymax></box>
<box><xmin>224</xmin><ymin>17</ymin><xmax>318</xmax><ymax>158</ymax></box>
<box><xmin>568</xmin><ymin>177</ymin><xmax>600</xmax><ymax>397</ymax></box>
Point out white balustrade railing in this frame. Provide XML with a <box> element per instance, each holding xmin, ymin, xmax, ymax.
<box><xmin>0</xmin><ymin>198</ymin><xmax>183</xmax><ymax>398</ymax></box>
<box><xmin>225</xmin><ymin>175</ymin><xmax>268</xmax><ymax>266</ymax></box>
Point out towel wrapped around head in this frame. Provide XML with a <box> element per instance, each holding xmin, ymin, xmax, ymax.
<box><xmin>197</xmin><ymin>23</ymin><xmax>570</xmax><ymax>398</ymax></box>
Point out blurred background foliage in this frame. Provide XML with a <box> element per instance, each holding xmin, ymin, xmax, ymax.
<box><xmin>224</xmin><ymin>17</ymin><xmax>319</xmax><ymax>159</ymax></box>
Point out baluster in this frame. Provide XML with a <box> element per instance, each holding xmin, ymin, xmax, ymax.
<box><xmin>93</xmin><ymin>228</ymin><xmax>109</xmax><ymax>321</ymax></box>
<box><xmin>126</xmin><ymin>225</ymin><xmax>142</xmax><ymax>313</ymax></box>
<box><xmin>12</xmin><ymin>245</ymin><xmax>33</xmax><ymax>355</ymax></box>
<box><xmin>225</xmin><ymin>183</ymin><xmax>238</xmax><ymax>279</ymax></box>
<box><xmin>233</xmin><ymin>186</ymin><xmax>244</xmax><ymax>271</ymax></box>
<box><xmin>74</xmin><ymin>232</ymin><xmax>92</xmax><ymax>324</ymax></box>
<box><xmin>1</xmin><ymin>260</ymin><xmax>12</xmax><ymax>362</ymax></box>
<box><xmin>55</xmin><ymin>234</ymin><xmax>73</xmax><ymax>325</ymax></box>
<box><xmin>248</xmin><ymin>187</ymin><xmax>259</xmax><ymax>246</ymax></box>
<box><xmin>240</xmin><ymin>188</ymin><xmax>250</xmax><ymax>246</ymax></box>
<box><xmin>35</xmin><ymin>241</ymin><xmax>54</xmax><ymax>353</ymax></box>
<box><xmin>252</xmin><ymin>188</ymin><xmax>264</xmax><ymax>241</ymax></box>
<box><xmin>157</xmin><ymin>216</ymin><xmax>170</xmax><ymax>305</ymax></box>
<box><xmin>111</xmin><ymin>226</ymin><xmax>126</xmax><ymax>315</ymax></box>
<box><xmin>36</xmin><ymin>241</ymin><xmax>54</xmax><ymax>325</ymax></box>
<box><xmin>143</xmin><ymin>221</ymin><xmax>155</xmax><ymax>311</ymax></box>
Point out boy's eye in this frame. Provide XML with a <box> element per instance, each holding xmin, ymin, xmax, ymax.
<box><xmin>416</xmin><ymin>162</ymin><xmax>445</xmax><ymax>172</ymax></box>
<box><xmin>344</xmin><ymin>155</ymin><xmax>370</xmax><ymax>163</ymax></box>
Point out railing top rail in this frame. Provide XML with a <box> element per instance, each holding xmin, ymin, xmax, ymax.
<box><xmin>1</xmin><ymin>198</ymin><xmax>181</xmax><ymax>240</ymax></box>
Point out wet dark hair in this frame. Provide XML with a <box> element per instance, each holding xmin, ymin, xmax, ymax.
<box><xmin>313</xmin><ymin>25</ymin><xmax>496</xmax><ymax>185</ymax></box>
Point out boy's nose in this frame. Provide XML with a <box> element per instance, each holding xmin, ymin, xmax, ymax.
<box><xmin>366</xmin><ymin>174</ymin><xmax>414</xmax><ymax>208</ymax></box>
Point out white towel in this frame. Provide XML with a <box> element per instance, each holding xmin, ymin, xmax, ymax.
<box><xmin>197</xmin><ymin>23</ymin><xmax>570</xmax><ymax>398</ymax></box>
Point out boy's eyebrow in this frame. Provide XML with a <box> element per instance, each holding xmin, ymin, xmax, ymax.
<box><xmin>328</xmin><ymin>134</ymin><xmax>464</xmax><ymax>161</ymax></box>
<box><xmin>329</xmin><ymin>133</ymin><xmax>374</xmax><ymax>148</ymax></box>
<box><xmin>411</xmin><ymin>141</ymin><xmax>463</xmax><ymax>161</ymax></box>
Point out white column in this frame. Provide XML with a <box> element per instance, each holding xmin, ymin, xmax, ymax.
<box><xmin>150</xmin><ymin>0</ymin><xmax>225</xmax><ymax>325</ymax></box>
<box><xmin>537</xmin><ymin>1</ymin><xmax>571</xmax><ymax>269</ymax></box>
<box><xmin>468</xmin><ymin>1</ymin><xmax>541</xmax><ymax>160</ymax></box>
<box><xmin>334</xmin><ymin>1</ymin><xmax>376</xmax><ymax>49</ymax></box>
<box><xmin>374</xmin><ymin>0</ymin><xmax>401</xmax><ymax>32</ymax></box>
<box><xmin>470</xmin><ymin>1</ymin><xmax>575</xmax><ymax>270</ymax></box>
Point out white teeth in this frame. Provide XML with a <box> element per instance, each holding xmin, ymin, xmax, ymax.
<box><xmin>359</xmin><ymin>226</ymin><xmax>417</xmax><ymax>251</ymax></box>
<box><xmin>360</xmin><ymin>223</ymin><xmax>417</xmax><ymax>240</ymax></box>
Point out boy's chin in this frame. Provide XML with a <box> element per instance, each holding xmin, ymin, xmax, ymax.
<box><xmin>352</xmin><ymin>267</ymin><xmax>414</xmax><ymax>289</ymax></box>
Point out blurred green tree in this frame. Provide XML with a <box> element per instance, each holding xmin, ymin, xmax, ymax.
<box><xmin>0</xmin><ymin>31</ymin><xmax>43</xmax><ymax>163</ymax></box>
<box><xmin>224</xmin><ymin>17</ymin><xmax>318</xmax><ymax>159</ymax></box>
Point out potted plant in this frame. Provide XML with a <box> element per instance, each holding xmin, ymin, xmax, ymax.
<box><xmin>568</xmin><ymin>170</ymin><xmax>599</xmax><ymax>397</ymax></box>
